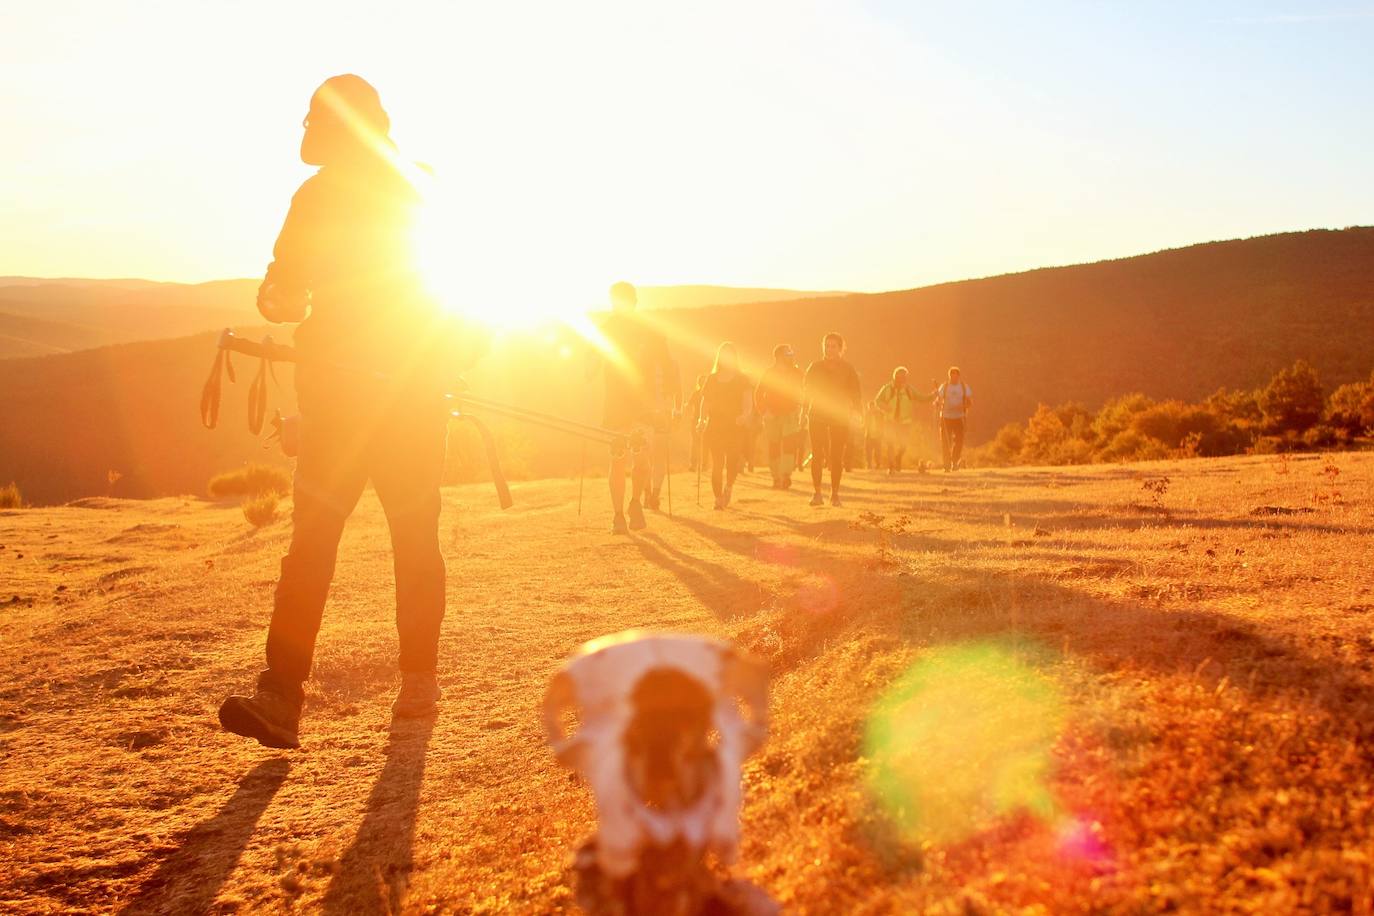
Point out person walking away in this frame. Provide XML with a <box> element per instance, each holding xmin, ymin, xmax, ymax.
<box><xmin>755</xmin><ymin>344</ymin><xmax>804</xmax><ymax>489</ymax></box>
<box><xmin>935</xmin><ymin>365</ymin><xmax>973</xmax><ymax>471</ymax></box>
<box><xmin>697</xmin><ymin>342</ymin><xmax>753</xmax><ymax>509</ymax></box>
<box><xmin>875</xmin><ymin>366</ymin><xmax>920</xmax><ymax>474</ymax></box>
<box><xmin>683</xmin><ymin>374</ymin><xmax>707</xmax><ymax>472</ymax></box>
<box><xmin>802</xmin><ymin>332</ymin><xmax>861</xmax><ymax>507</ymax></box>
<box><xmin>219</xmin><ymin>74</ymin><xmax>461</xmax><ymax>749</ymax></box>
<box><xmin>587</xmin><ymin>281</ymin><xmax>675</xmax><ymax>533</ymax></box>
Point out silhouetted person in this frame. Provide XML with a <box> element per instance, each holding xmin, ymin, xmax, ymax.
<box><xmin>696</xmin><ymin>342</ymin><xmax>753</xmax><ymax>510</ymax></box>
<box><xmin>935</xmin><ymin>365</ymin><xmax>973</xmax><ymax>471</ymax></box>
<box><xmin>755</xmin><ymin>344</ymin><xmax>803</xmax><ymax>489</ymax></box>
<box><xmin>220</xmin><ymin>75</ymin><xmax>458</xmax><ymax>750</ymax></box>
<box><xmin>588</xmin><ymin>281</ymin><xmax>673</xmax><ymax>534</ymax></box>
<box><xmin>802</xmin><ymin>332</ymin><xmax>861</xmax><ymax>507</ymax></box>
<box><xmin>875</xmin><ymin>366</ymin><xmax>920</xmax><ymax>473</ymax></box>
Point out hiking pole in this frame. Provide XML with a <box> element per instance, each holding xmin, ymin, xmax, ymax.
<box><xmin>666</xmin><ymin>437</ymin><xmax>673</xmax><ymax>518</ymax></box>
<box><xmin>578</xmin><ymin>440</ymin><xmax>586</xmax><ymax>517</ymax></box>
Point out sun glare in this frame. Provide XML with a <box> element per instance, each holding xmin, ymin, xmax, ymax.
<box><xmin>414</xmin><ymin>179</ymin><xmax>604</xmax><ymax>332</ymax></box>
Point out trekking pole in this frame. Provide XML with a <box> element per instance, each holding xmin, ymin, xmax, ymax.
<box><xmin>695</xmin><ymin>441</ymin><xmax>702</xmax><ymax>508</ymax></box>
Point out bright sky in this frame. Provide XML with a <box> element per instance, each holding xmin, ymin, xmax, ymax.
<box><xmin>3</xmin><ymin>0</ymin><xmax>1372</xmax><ymax>306</ymax></box>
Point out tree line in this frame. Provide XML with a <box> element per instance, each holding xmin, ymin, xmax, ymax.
<box><xmin>976</xmin><ymin>360</ymin><xmax>1374</xmax><ymax>466</ymax></box>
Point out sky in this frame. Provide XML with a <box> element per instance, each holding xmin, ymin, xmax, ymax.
<box><xmin>3</xmin><ymin>0</ymin><xmax>1372</xmax><ymax>307</ymax></box>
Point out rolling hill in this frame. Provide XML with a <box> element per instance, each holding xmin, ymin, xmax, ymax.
<box><xmin>0</xmin><ymin>278</ymin><xmax>841</xmax><ymax>360</ymax></box>
<box><xmin>2</xmin><ymin>227</ymin><xmax>1372</xmax><ymax>504</ymax></box>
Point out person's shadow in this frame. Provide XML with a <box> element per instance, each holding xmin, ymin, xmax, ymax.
<box><xmin>322</xmin><ymin>715</ymin><xmax>435</xmax><ymax>914</ymax></box>
<box><xmin>119</xmin><ymin>757</ymin><xmax>290</xmax><ymax>915</ymax></box>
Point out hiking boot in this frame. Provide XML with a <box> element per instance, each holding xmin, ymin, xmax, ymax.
<box><xmin>393</xmin><ymin>671</ymin><xmax>442</xmax><ymax>719</ymax></box>
<box><xmin>781</xmin><ymin>477</ymin><xmax>792</xmax><ymax>490</ymax></box>
<box><xmin>645</xmin><ymin>490</ymin><xmax>661</xmax><ymax>511</ymax></box>
<box><xmin>219</xmin><ymin>672</ymin><xmax>302</xmax><ymax>749</ymax></box>
<box><xmin>713</xmin><ymin>494</ymin><xmax>725</xmax><ymax>510</ymax></box>
<box><xmin>612</xmin><ymin>513</ymin><xmax>629</xmax><ymax>535</ymax></box>
<box><xmin>809</xmin><ymin>492</ymin><xmax>825</xmax><ymax>507</ymax></box>
<box><xmin>627</xmin><ymin>500</ymin><xmax>647</xmax><ymax>530</ymax></box>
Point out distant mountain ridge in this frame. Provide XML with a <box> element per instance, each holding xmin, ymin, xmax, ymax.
<box><xmin>0</xmin><ymin>278</ymin><xmax>845</xmax><ymax>360</ymax></box>
<box><xmin>2</xmin><ymin>227</ymin><xmax>1372</xmax><ymax>504</ymax></box>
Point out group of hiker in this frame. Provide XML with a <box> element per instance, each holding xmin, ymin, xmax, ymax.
<box><xmin>588</xmin><ymin>281</ymin><xmax>973</xmax><ymax>531</ymax></box>
<box><xmin>219</xmin><ymin>74</ymin><xmax>973</xmax><ymax>748</ymax></box>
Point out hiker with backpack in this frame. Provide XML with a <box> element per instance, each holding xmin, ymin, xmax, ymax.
<box><xmin>934</xmin><ymin>366</ymin><xmax>973</xmax><ymax>471</ymax></box>
<box><xmin>755</xmin><ymin>344</ymin><xmax>804</xmax><ymax>490</ymax></box>
<box><xmin>587</xmin><ymin>281</ymin><xmax>675</xmax><ymax>533</ymax></box>
<box><xmin>802</xmin><ymin>332</ymin><xmax>862</xmax><ymax>507</ymax></box>
<box><xmin>696</xmin><ymin>342</ymin><xmax>754</xmax><ymax>510</ymax></box>
<box><xmin>875</xmin><ymin>366</ymin><xmax>921</xmax><ymax>474</ymax></box>
<box><xmin>219</xmin><ymin>75</ymin><xmax>457</xmax><ymax>749</ymax></box>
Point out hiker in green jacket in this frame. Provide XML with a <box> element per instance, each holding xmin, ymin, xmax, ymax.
<box><xmin>755</xmin><ymin>344</ymin><xmax>804</xmax><ymax>489</ymax></box>
<box><xmin>875</xmin><ymin>366</ymin><xmax>921</xmax><ymax>474</ymax></box>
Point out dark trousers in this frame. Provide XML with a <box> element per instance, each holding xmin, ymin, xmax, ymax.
<box><xmin>810</xmin><ymin>421</ymin><xmax>848</xmax><ymax>494</ymax></box>
<box><xmin>706</xmin><ymin>428</ymin><xmax>743</xmax><ymax>498</ymax></box>
<box><xmin>940</xmin><ymin>417</ymin><xmax>966</xmax><ymax>469</ymax></box>
<box><xmin>266</xmin><ymin>381</ymin><xmax>448</xmax><ymax>687</ymax></box>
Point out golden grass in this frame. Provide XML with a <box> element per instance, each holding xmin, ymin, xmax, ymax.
<box><xmin>1</xmin><ymin>453</ymin><xmax>1371</xmax><ymax>912</ymax></box>
<box><xmin>208</xmin><ymin>464</ymin><xmax>292</xmax><ymax>501</ymax></box>
<box><xmin>0</xmin><ymin>480</ymin><xmax>23</xmax><ymax>508</ymax></box>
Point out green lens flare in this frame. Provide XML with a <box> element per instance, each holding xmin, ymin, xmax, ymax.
<box><xmin>864</xmin><ymin>641</ymin><xmax>1066</xmax><ymax>845</ymax></box>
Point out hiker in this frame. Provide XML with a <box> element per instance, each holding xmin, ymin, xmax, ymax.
<box><xmin>697</xmin><ymin>342</ymin><xmax>753</xmax><ymax>509</ymax></box>
<box><xmin>802</xmin><ymin>332</ymin><xmax>861</xmax><ymax>507</ymax></box>
<box><xmin>646</xmin><ymin>355</ymin><xmax>681</xmax><ymax>512</ymax></box>
<box><xmin>588</xmin><ymin>281</ymin><xmax>674</xmax><ymax>533</ymax></box>
<box><xmin>875</xmin><ymin>366</ymin><xmax>921</xmax><ymax>474</ymax></box>
<box><xmin>755</xmin><ymin>344</ymin><xmax>804</xmax><ymax>489</ymax></box>
<box><xmin>683</xmin><ymin>374</ymin><xmax>707</xmax><ymax>472</ymax></box>
<box><xmin>935</xmin><ymin>365</ymin><xmax>973</xmax><ymax>471</ymax></box>
<box><xmin>863</xmin><ymin>400</ymin><xmax>884</xmax><ymax>470</ymax></box>
<box><xmin>220</xmin><ymin>75</ymin><xmax>458</xmax><ymax>749</ymax></box>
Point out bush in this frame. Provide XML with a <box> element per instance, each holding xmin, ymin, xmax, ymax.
<box><xmin>0</xmin><ymin>481</ymin><xmax>23</xmax><ymax>509</ymax></box>
<box><xmin>1326</xmin><ymin>377</ymin><xmax>1374</xmax><ymax>434</ymax></box>
<box><xmin>1259</xmin><ymin>360</ymin><xmax>1324</xmax><ymax>434</ymax></box>
<box><xmin>242</xmin><ymin>494</ymin><xmax>280</xmax><ymax>528</ymax></box>
<box><xmin>208</xmin><ymin>464</ymin><xmax>291</xmax><ymax>500</ymax></box>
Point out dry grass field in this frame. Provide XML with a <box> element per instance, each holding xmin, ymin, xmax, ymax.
<box><xmin>2</xmin><ymin>451</ymin><xmax>1372</xmax><ymax>913</ymax></box>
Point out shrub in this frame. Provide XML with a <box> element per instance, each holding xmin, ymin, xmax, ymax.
<box><xmin>242</xmin><ymin>494</ymin><xmax>280</xmax><ymax>528</ymax></box>
<box><xmin>1259</xmin><ymin>360</ymin><xmax>1324</xmax><ymax>434</ymax></box>
<box><xmin>208</xmin><ymin>464</ymin><xmax>292</xmax><ymax>500</ymax></box>
<box><xmin>1302</xmin><ymin>425</ymin><xmax>1341</xmax><ymax>449</ymax></box>
<box><xmin>1326</xmin><ymin>376</ymin><xmax>1374</xmax><ymax>434</ymax></box>
<box><xmin>0</xmin><ymin>481</ymin><xmax>23</xmax><ymax>509</ymax></box>
<box><xmin>1092</xmin><ymin>393</ymin><xmax>1155</xmax><ymax>444</ymax></box>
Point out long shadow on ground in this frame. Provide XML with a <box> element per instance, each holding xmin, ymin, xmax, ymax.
<box><xmin>119</xmin><ymin>757</ymin><xmax>290</xmax><ymax>915</ymax></box>
<box><xmin>321</xmin><ymin>715</ymin><xmax>435</xmax><ymax>915</ymax></box>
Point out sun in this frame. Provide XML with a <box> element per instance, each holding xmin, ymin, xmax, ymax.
<box><xmin>412</xmin><ymin>176</ymin><xmax>605</xmax><ymax>332</ymax></box>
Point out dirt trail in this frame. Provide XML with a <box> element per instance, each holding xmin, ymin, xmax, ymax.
<box><xmin>3</xmin><ymin>454</ymin><xmax>1373</xmax><ymax>913</ymax></box>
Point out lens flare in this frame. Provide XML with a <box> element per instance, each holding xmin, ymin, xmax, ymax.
<box><xmin>864</xmin><ymin>641</ymin><xmax>1065</xmax><ymax>845</ymax></box>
